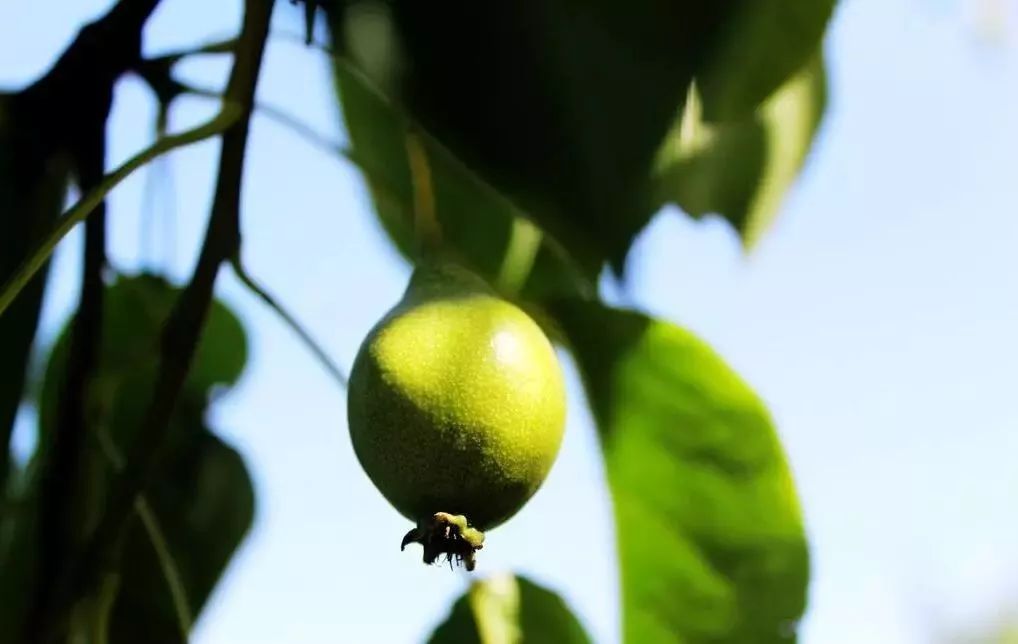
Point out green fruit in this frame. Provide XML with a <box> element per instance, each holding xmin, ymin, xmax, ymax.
<box><xmin>347</xmin><ymin>262</ymin><xmax>566</xmax><ymax>568</ymax></box>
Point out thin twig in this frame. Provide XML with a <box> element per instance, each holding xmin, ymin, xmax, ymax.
<box><xmin>0</xmin><ymin>107</ymin><xmax>241</xmax><ymax>319</ymax></box>
<box><xmin>184</xmin><ymin>82</ymin><xmax>355</xmax><ymax>160</ymax></box>
<box><xmin>230</xmin><ymin>255</ymin><xmax>348</xmax><ymax>390</ymax></box>
<box><xmin>133</xmin><ymin>500</ymin><xmax>192</xmax><ymax>640</ymax></box>
<box><xmin>149</xmin><ymin>37</ymin><xmax>238</xmax><ymax>64</ymax></box>
<box><xmin>95</xmin><ymin>428</ymin><xmax>192</xmax><ymax>640</ymax></box>
<box><xmin>175</xmin><ymin>81</ymin><xmax>444</xmax><ymax>246</ymax></box>
<box><xmin>270</xmin><ymin>28</ymin><xmax>332</xmax><ymax>51</ymax></box>
<box><xmin>133</xmin><ymin>38</ymin><xmax>238</xmax><ymax>106</ymax></box>
<box><xmin>178</xmin><ymin>84</ymin><xmax>437</xmax><ymax>260</ymax></box>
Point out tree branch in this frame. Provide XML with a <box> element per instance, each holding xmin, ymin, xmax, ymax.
<box><xmin>95</xmin><ymin>427</ymin><xmax>193</xmax><ymax>641</ymax></box>
<box><xmin>132</xmin><ymin>38</ymin><xmax>238</xmax><ymax>107</ymax></box>
<box><xmin>14</xmin><ymin>0</ymin><xmax>170</xmax><ymax>638</ymax></box>
<box><xmin>46</xmin><ymin>2</ymin><xmax>277</xmax><ymax>640</ymax></box>
<box><xmin>25</xmin><ymin>143</ymin><xmax>109</xmax><ymax>642</ymax></box>
<box><xmin>19</xmin><ymin>0</ymin><xmax>162</xmax><ymax>155</ymax></box>
<box><xmin>230</xmin><ymin>255</ymin><xmax>348</xmax><ymax>390</ymax></box>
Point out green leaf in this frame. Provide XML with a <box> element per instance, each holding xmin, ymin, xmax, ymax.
<box><xmin>696</xmin><ymin>1</ymin><xmax>836</xmax><ymax>121</ymax></box>
<box><xmin>0</xmin><ymin>92</ymin><xmax>70</xmax><ymax>487</ymax></box>
<box><xmin>551</xmin><ymin>300</ymin><xmax>808</xmax><ymax>643</ymax></box>
<box><xmin>654</xmin><ymin>57</ymin><xmax>827</xmax><ymax>249</ymax></box>
<box><xmin>332</xmin><ymin>61</ymin><xmax>592</xmax><ymax>299</ymax></box>
<box><xmin>429</xmin><ymin>574</ymin><xmax>592</xmax><ymax>644</ymax></box>
<box><xmin>109</xmin><ymin>429</ymin><xmax>255</xmax><ymax>643</ymax></box>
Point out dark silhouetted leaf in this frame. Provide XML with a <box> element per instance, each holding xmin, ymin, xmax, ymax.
<box><xmin>429</xmin><ymin>574</ymin><xmax>591</xmax><ymax>644</ymax></box>
<box><xmin>552</xmin><ymin>300</ymin><xmax>808</xmax><ymax>643</ymax></box>
<box><xmin>654</xmin><ymin>57</ymin><xmax>827</xmax><ymax>249</ymax></box>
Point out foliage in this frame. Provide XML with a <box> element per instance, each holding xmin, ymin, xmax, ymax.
<box><xmin>429</xmin><ymin>575</ymin><xmax>592</xmax><ymax>644</ymax></box>
<box><xmin>0</xmin><ymin>275</ymin><xmax>253</xmax><ymax>642</ymax></box>
<box><xmin>0</xmin><ymin>0</ymin><xmax>836</xmax><ymax>641</ymax></box>
<box><xmin>552</xmin><ymin>302</ymin><xmax>806</xmax><ymax>643</ymax></box>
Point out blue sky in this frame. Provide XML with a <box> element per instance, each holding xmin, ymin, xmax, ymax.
<box><xmin>3</xmin><ymin>0</ymin><xmax>1017</xmax><ymax>642</ymax></box>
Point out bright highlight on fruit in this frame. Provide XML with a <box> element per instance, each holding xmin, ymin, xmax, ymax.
<box><xmin>347</xmin><ymin>262</ymin><xmax>567</xmax><ymax>570</ymax></box>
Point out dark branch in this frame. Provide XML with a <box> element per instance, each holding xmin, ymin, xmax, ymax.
<box><xmin>19</xmin><ymin>0</ymin><xmax>162</xmax><ymax>156</ymax></box>
<box><xmin>24</xmin><ymin>135</ymin><xmax>109</xmax><ymax>643</ymax></box>
<box><xmin>15</xmin><ymin>0</ymin><xmax>163</xmax><ymax>639</ymax></box>
<box><xmin>43</xmin><ymin>2</ymin><xmax>276</xmax><ymax>640</ymax></box>
<box><xmin>132</xmin><ymin>38</ymin><xmax>238</xmax><ymax>107</ymax></box>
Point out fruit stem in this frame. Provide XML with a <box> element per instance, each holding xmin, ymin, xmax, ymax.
<box><xmin>400</xmin><ymin>512</ymin><xmax>485</xmax><ymax>571</ymax></box>
<box><xmin>405</xmin><ymin>130</ymin><xmax>443</xmax><ymax>261</ymax></box>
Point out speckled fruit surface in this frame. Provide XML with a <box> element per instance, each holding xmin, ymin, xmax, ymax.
<box><xmin>347</xmin><ymin>262</ymin><xmax>566</xmax><ymax>531</ymax></box>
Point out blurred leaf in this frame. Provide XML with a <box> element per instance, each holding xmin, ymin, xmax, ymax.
<box><xmin>332</xmin><ymin>61</ymin><xmax>592</xmax><ymax>299</ymax></box>
<box><xmin>85</xmin><ymin>272</ymin><xmax>246</xmax><ymax>394</ymax></box>
<box><xmin>0</xmin><ymin>92</ymin><xmax>70</xmax><ymax>487</ymax></box>
<box><xmin>429</xmin><ymin>574</ymin><xmax>591</xmax><ymax>644</ymax></box>
<box><xmin>0</xmin><ymin>273</ymin><xmax>251</xmax><ymax>639</ymax></box>
<box><xmin>109</xmin><ymin>429</ymin><xmax>255</xmax><ymax>643</ymax></box>
<box><xmin>551</xmin><ymin>300</ymin><xmax>808</xmax><ymax>643</ymax></box>
<box><xmin>36</xmin><ymin>273</ymin><xmax>247</xmax><ymax>457</ymax></box>
<box><xmin>696</xmin><ymin>1</ymin><xmax>836</xmax><ymax>122</ymax></box>
<box><xmin>654</xmin><ymin>57</ymin><xmax>827</xmax><ymax>249</ymax></box>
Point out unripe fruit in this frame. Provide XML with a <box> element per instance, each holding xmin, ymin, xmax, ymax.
<box><xmin>347</xmin><ymin>262</ymin><xmax>566</xmax><ymax>569</ymax></box>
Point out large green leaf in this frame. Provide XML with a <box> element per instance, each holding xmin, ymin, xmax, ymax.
<box><xmin>654</xmin><ymin>57</ymin><xmax>827</xmax><ymax>249</ymax></box>
<box><xmin>0</xmin><ymin>92</ymin><xmax>70</xmax><ymax>488</ymax></box>
<box><xmin>696</xmin><ymin>1</ymin><xmax>836</xmax><ymax>122</ymax></box>
<box><xmin>429</xmin><ymin>574</ymin><xmax>591</xmax><ymax>644</ymax></box>
<box><xmin>551</xmin><ymin>300</ymin><xmax>808</xmax><ymax>643</ymax></box>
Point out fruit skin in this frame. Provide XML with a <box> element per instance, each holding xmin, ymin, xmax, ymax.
<box><xmin>347</xmin><ymin>262</ymin><xmax>566</xmax><ymax>532</ymax></box>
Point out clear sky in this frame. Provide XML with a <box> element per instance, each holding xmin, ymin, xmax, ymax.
<box><xmin>3</xmin><ymin>0</ymin><xmax>1017</xmax><ymax>642</ymax></box>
